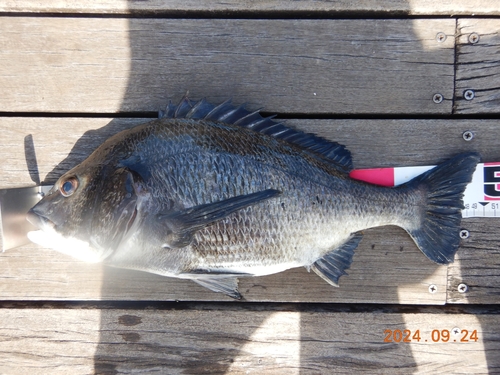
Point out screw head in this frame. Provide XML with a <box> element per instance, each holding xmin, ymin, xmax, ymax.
<box><xmin>458</xmin><ymin>283</ymin><xmax>468</xmax><ymax>293</ymax></box>
<box><xmin>428</xmin><ymin>284</ymin><xmax>437</xmax><ymax>294</ymax></box>
<box><xmin>433</xmin><ymin>93</ymin><xmax>444</xmax><ymax>104</ymax></box>
<box><xmin>462</xmin><ymin>131</ymin><xmax>474</xmax><ymax>142</ymax></box>
<box><xmin>468</xmin><ymin>33</ymin><xmax>480</xmax><ymax>44</ymax></box>
<box><xmin>436</xmin><ymin>32</ymin><xmax>447</xmax><ymax>43</ymax></box>
<box><xmin>464</xmin><ymin>89</ymin><xmax>475</xmax><ymax>101</ymax></box>
<box><xmin>452</xmin><ymin>327</ymin><xmax>461</xmax><ymax>336</ymax></box>
<box><xmin>460</xmin><ymin>229</ymin><xmax>470</xmax><ymax>238</ymax></box>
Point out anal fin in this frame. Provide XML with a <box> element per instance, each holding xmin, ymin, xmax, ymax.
<box><xmin>192</xmin><ymin>277</ymin><xmax>242</xmax><ymax>299</ymax></box>
<box><xmin>311</xmin><ymin>232</ymin><xmax>363</xmax><ymax>287</ymax></box>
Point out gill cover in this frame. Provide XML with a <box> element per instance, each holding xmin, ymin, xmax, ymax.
<box><xmin>91</xmin><ymin>167</ymin><xmax>144</xmax><ymax>252</ymax></box>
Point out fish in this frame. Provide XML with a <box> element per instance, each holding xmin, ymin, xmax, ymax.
<box><xmin>26</xmin><ymin>96</ymin><xmax>480</xmax><ymax>299</ymax></box>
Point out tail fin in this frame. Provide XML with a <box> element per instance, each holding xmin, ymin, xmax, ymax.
<box><xmin>402</xmin><ymin>152</ymin><xmax>481</xmax><ymax>264</ymax></box>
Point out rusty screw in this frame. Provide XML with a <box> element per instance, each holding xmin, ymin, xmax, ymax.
<box><xmin>436</xmin><ymin>32</ymin><xmax>447</xmax><ymax>43</ymax></box>
<box><xmin>429</xmin><ymin>284</ymin><xmax>437</xmax><ymax>294</ymax></box>
<box><xmin>468</xmin><ymin>33</ymin><xmax>480</xmax><ymax>44</ymax></box>
<box><xmin>433</xmin><ymin>94</ymin><xmax>444</xmax><ymax>104</ymax></box>
<box><xmin>464</xmin><ymin>90</ymin><xmax>475</xmax><ymax>101</ymax></box>
<box><xmin>458</xmin><ymin>283</ymin><xmax>468</xmax><ymax>293</ymax></box>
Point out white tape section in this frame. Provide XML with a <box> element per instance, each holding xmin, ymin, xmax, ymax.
<box><xmin>350</xmin><ymin>163</ymin><xmax>500</xmax><ymax>218</ymax></box>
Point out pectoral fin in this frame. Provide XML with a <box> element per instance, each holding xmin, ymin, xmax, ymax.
<box><xmin>192</xmin><ymin>277</ymin><xmax>242</xmax><ymax>299</ymax></box>
<box><xmin>159</xmin><ymin>189</ymin><xmax>281</xmax><ymax>248</ymax></box>
<box><xmin>311</xmin><ymin>232</ymin><xmax>363</xmax><ymax>287</ymax></box>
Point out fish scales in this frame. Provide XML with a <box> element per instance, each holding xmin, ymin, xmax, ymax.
<box><xmin>123</xmin><ymin>121</ymin><xmax>346</xmax><ymax>269</ymax></box>
<box><xmin>27</xmin><ymin>97</ymin><xmax>480</xmax><ymax>299</ymax></box>
<box><xmin>127</xmin><ymin>121</ymin><xmax>375</xmax><ymax>268</ymax></box>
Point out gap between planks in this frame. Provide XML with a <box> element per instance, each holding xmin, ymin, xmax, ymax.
<box><xmin>1</xmin><ymin>0</ymin><xmax>500</xmax><ymax>16</ymax></box>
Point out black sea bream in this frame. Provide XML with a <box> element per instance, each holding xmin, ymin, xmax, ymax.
<box><xmin>27</xmin><ymin>97</ymin><xmax>480</xmax><ymax>298</ymax></box>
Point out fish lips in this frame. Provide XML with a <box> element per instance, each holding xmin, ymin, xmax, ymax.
<box><xmin>26</xmin><ymin>207</ymin><xmax>55</xmax><ymax>230</ymax></box>
<box><xmin>26</xmin><ymin>194</ymin><xmax>67</xmax><ymax>230</ymax></box>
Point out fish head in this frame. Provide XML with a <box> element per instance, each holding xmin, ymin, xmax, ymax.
<box><xmin>27</xmin><ymin>161</ymin><xmax>147</xmax><ymax>263</ymax></box>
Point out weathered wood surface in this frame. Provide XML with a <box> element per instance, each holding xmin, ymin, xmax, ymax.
<box><xmin>4</xmin><ymin>117</ymin><xmax>499</xmax><ymax>187</ymax></box>
<box><xmin>0</xmin><ymin>231</ymin><xmax>449</xmax><ymax>304</ymax></box>
<box><xmin>0</xmin><ymin>17</ymin><xmax>455</xmax><ymax>114</ymax></box>
<box><xmin>1</xmin><ymin>0</ymin><xmax>499</xmax><ymax>16</ymax></box>
<box><xmin>455</xmin><ymin>19</ymin><xmax>500</xmax><ymax>115</ymax></box>
<box><xmin>1</xmin><ymin>117</ymin><xmax>499</xmax><ymax>304</ymax></box>
<box><xmin>447</xmin><ymin>219</ymin><xmax>500</xmax><ymax>304</ymax></box>
<box><xmin>0</xmin><ymin>307</ymin><xmax>498</xmax><ymax>374</ymax></box>
<box><xmin>1</xmin><ymin>6</ymin><xmax>499</xmax><ymax>375</ymax></box>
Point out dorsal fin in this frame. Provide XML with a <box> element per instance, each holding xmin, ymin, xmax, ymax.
<box><xmin>159</xmin><ymin>96</ymin><xmax>353</xmax><ymax>172</ymax></box>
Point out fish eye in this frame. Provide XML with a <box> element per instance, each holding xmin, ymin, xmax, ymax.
<box><xmin>59</xmin><ymin>177</ymin><xmax>79</xmax><ymax>197</ymax></box>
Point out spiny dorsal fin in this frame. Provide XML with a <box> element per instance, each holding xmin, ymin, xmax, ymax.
<box><xmin>159</xmin><ymin>96</ymin><xmax>353</xmax><ymax>172</ymax></box>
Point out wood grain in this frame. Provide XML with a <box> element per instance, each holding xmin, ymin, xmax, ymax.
<box><xmin>0</xmin><ymin>7</ymin><xmax>498</xmax><ymax>373</ymax></box>
<box><xmin>0</xmin><ymin>17</ymin><xmax>455</xmax><ymax>114</ymax></box>
<box><xmin>1</xmin><ymin>0</ymin><xmax>499</xmax><ymax>16</ymax></box>
<box><xmin>5</xmin><ymin>117</ymin><xmax>499</xmax><ymax>188</ymax></box>
<box><xmin>447</xmin><ymin>218</ymin><xmax>500</xmax><ymax>304</ymax></box>
<box><xmin>455</xmin><ymin>19</ymin><xmax>500</xmax><ymax>114</ymax></box>
<box><xmin>0</xmin><ymin>230</ymin><xmax>448</xmax><ymax>304</ymax></box>
<box><xmin>1</xmin><ymin>117</ymin><xmax>499</xmax><ymax>303</ymax></box>
<box><xmin>0</xmin><ymin>307</ymin><xmax>497</xmax><ymax>374</ymax></box>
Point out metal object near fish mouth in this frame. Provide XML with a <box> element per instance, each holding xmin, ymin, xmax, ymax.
<box><xmin>0</xmin><ymin>185</ymin><xmax>52</xmax><ymax>251</ymax></box>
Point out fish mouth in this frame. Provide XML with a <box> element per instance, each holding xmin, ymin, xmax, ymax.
<box><xmin>26</xmin><ymin>208</ymin><xmax>55</xmax><ymax>230</ymax></box>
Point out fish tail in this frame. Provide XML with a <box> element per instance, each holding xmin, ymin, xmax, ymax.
<box><xmin>402</xmin><ymin>152</ymin><xmax>480</xmax><ymax>264</ymax></box>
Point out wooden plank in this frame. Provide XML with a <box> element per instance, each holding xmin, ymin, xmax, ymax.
<box><xmin>1</xmin><ymin>0</ymin><xmax>499</xmax><ymax>16</ymax></box>
<box><xmin>2</xmin><ymin>117</ymin><xmax>500</xmax><ymax>303</ymax></box>
<box><xmin>0</xmin><ymin>17</ymin><xmax>455</xmax><ymax>114</ymax></box>
<box><xmin>3</xmin><ymin>117</ymin><xmax>498</xmax><ymax>187</ymax></box>
<box><xmin>1</xmin><ymin>231</ymin><xmax>449</xmax><ymax>304</ymax></box>
<box><xmin>301</xmin><ymin>119</ymin><xmax>500</xmax><ymax>305</ymax></box>
<box><xmin>447</xmin><ymin>218</ymin><xmax>500</xmax><ymax>304</ymax></box>
<box><xmin>455</xmin><ymin>19</ymin><xmax>500</xmax><ymax>114</ymax></box>
<box><xmin>0</xmin><ymin>307</ymin><xmax>497</xmax><ymax>373</ymax></box>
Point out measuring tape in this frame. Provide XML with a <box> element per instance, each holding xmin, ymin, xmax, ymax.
<box><xmin>350</xmin><ymin>163</ymin><xmax>500</xmax><ymax>218</ymax></box>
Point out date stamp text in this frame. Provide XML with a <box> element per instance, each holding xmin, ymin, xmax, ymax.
<box><xmin>384</xmin><ymin>329</ymin><xmax>479</xmax><ymax>343</ymax></box>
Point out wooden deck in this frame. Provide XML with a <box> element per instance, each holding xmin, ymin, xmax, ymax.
<box><xmin>0</xmin><ymin>2</ymin><xmax>499</xmax><ymax>373</ymax></box>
